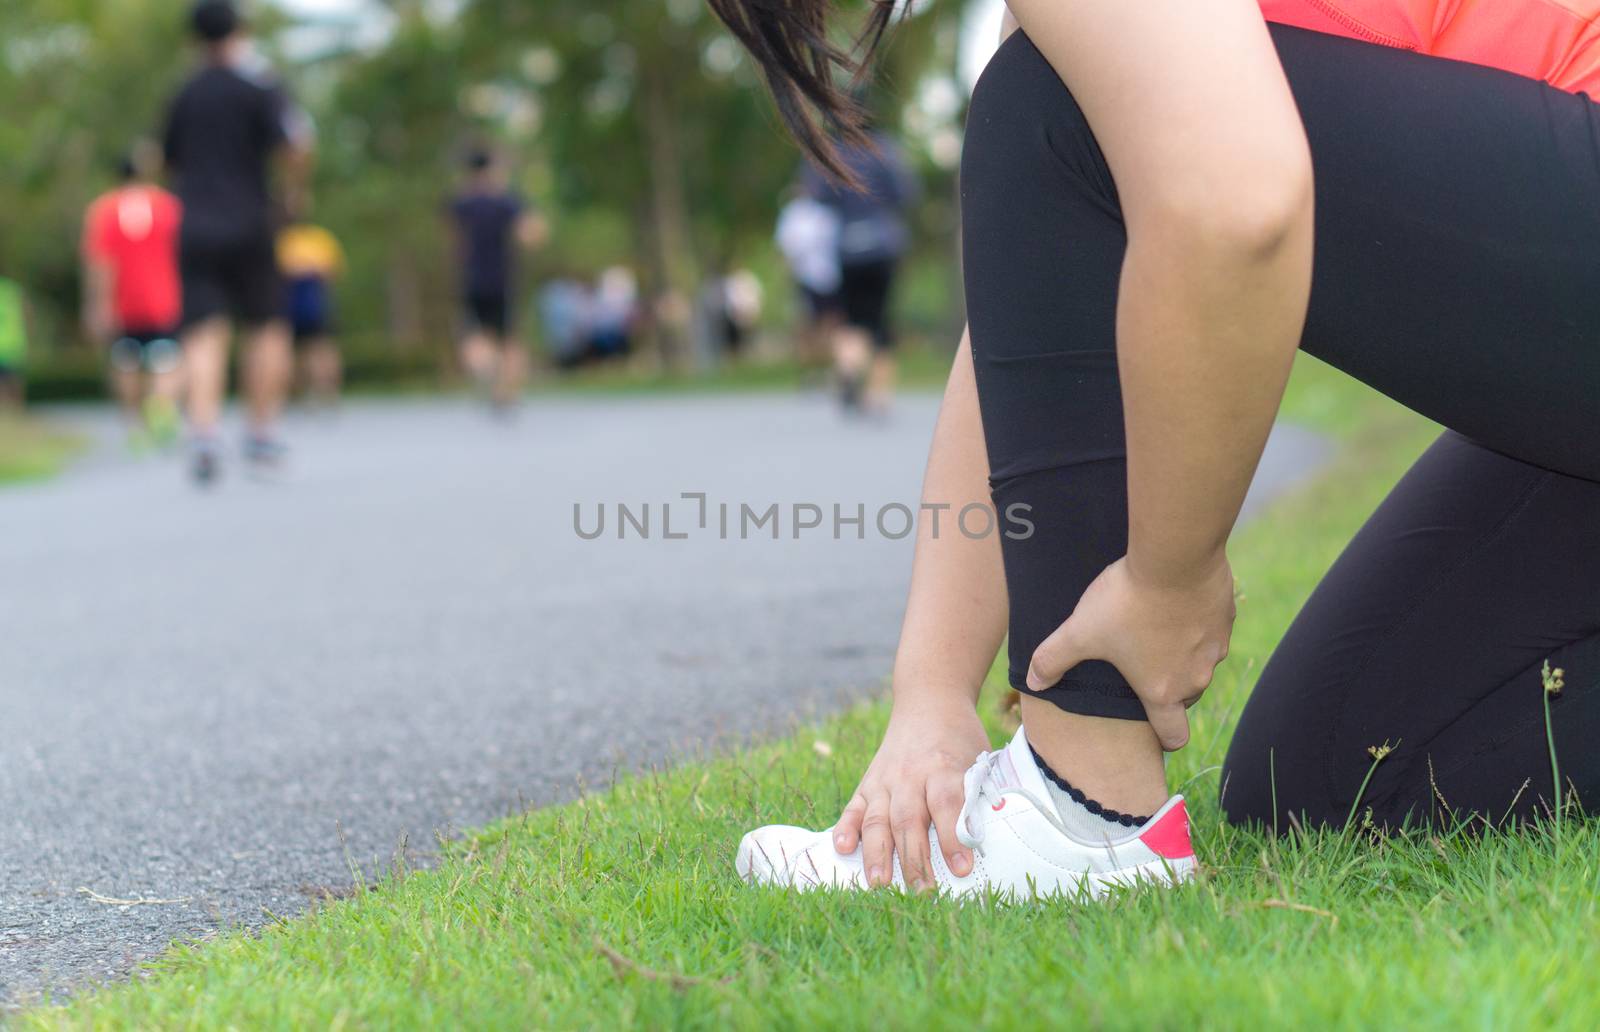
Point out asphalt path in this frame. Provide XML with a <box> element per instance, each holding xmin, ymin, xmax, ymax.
<box><xmin>0</xmin><ymin>391</ymin><xmax>1332</xmax><ymax>1003</ymax></box>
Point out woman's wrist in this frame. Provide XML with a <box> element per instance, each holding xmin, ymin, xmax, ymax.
<box><xmin>888</xmin><ymin>678</ymin><xmax>981</xmax><ymax>724</ymax></box>
<box><xmin>1125</xmin><ymin>544</ymin><xmax>1231</xmax><ymax>595</ymax></box>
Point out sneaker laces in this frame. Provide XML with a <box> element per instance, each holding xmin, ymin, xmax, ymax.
<box><xmin>956</xmin><ymin>748</ymin><xmax>1003</xmax><ymax>853</ymax></box>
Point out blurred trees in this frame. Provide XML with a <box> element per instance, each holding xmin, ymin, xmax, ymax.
<box><xmin>310</xmin><ymin>6</ymin><xmax>466</xmax><ymax>351</ymax></box>
<box><xmin>0</xmin><ymin>0</ymin><xmax>188</xmax><ymax>346</ymax></box>
<box><xmin>0</xmin><ymin>0</ymin><xmax>976</xmax><ymax>371</ymax></box>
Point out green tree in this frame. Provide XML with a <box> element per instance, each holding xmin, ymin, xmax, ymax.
<box><xmin>0</xmin><ymin>0</ymin><xmax>188</xmax><ymax>347</ymax></box>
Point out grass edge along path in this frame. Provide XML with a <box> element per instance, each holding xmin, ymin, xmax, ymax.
<box><xmin>24</xmin><ymin>357</ymin><xmax>1600</xmax><ymax>1029</ymax></box>
<box><xmin>0</xmin><ymin>414</ymin><xmax>84</xmax><ymax>486</ymax></box>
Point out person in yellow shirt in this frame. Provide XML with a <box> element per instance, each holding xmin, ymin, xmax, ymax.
<box><xmin>277</xmin><ymin>220</ymin><xmax>345</xmax><ymax>407</ymax></box>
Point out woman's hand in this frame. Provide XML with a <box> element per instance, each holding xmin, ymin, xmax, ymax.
<box><xmin>832</xmin><ymin>702</ymin><xmax>991</xmax><ymax>890</ymax></box>
<box><xmin>1026</xmin><ymin>554</ymin><xmax>1235</xmax><ymax>751</ymax></box>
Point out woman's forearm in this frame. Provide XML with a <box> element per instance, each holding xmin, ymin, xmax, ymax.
<box><xmin>890</xmin><ymin>330</ymin><xmax>1008</xmax><ymax>714</ymax></box>
<box><xmin>1006</xmin><ymin>0</ymin><xmax>1313</xmax><ymax>588</ymax></box>
<box><xmin>1119</xmin><ymin>209</ymin><xmax>1309</xmax><ymax>587</ymax></box>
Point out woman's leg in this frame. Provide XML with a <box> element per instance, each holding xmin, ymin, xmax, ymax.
<box><xmin>961</xmin><ymin>27</ymin><xmax>1600</xmax><ymax>810</ymax></box>
<box><xmin>962</xmin><ymin>30</ymin><xmax>1167</xmax><ymax>813</ymax></box>
<box><xmin>1223</xmin><ymin>433</ymin><xmax>1600</xmax><ymax>828</ymax></box>
<box><xmin>1276</xmin><ymin>26</ymin><xmax>1600</xmax><ymax>482</ymax></box>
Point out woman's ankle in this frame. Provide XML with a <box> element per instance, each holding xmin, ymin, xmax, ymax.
<box><xmin>1020</xmin><ymin>697</ymin><xmax>1169</xmax><ymax>817</ymax></box>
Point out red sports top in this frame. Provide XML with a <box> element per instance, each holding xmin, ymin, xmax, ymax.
<box><xmin>1261</xmin><ymin>0</ymin><xmax>1600</xmax><ymax>97</ymax></box>
<box><xmin>83</xmin><ymin>185</ymin><xmax>183</xmax><ymax>332</ymax></box>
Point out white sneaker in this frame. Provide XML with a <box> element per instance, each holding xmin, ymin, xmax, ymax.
<box><xmin>735</xmin><ymin>726</ymin><xmax>1196</xmax><ymax>900</ymax></box>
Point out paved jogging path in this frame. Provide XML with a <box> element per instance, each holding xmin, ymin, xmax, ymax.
<box><xmin>0</xmin><ymin>392</ymin><xmax>1331</xmax><ymax>1003</ymax></box>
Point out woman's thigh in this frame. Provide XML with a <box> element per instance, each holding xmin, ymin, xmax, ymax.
<box><xmin>1221</xmin><ymin>432</ymin><xmax>1600</xmax><ymax>829</ymax></box>
<box><xmin>1274</xmin><ymin>25</ymin><xmax>1600</xmax><ymax>480</ymax></box>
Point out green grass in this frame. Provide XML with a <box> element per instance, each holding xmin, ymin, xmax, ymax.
<box><xmin>0</xmin><ymin>413</ymin><xmax>84</xmax><ymax>485</ymax></box>
<box><xmin>24</xmin><ymin>357</ymin><xmax>1600</xmax><ymax>1029</ymax></box>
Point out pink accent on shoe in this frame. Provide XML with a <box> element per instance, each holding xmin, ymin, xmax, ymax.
<box><xmin>1138</xmin><ymin>799</ymin><xmax>1193</xmax><ymax>860</ymax></box>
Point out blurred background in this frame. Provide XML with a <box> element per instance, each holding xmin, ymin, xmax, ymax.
<box><xmin>0</xmin><ymin>0</ymin><xmax>1014</xmax><ymax>402</ymax></box>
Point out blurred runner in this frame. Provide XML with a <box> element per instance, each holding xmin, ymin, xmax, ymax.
<box><xmin>0</xmin><ymin>276</ymin><xmax>26</xmax><ymax>411</ymax></box>
<box><xmin>774</xmin><ymin>184</ymin><xmax>841</xmax><ymax>371</ymax></box>
<box><xmin>448</xmin><ymin>149</ymin><xmax>546</xmax><ymax>414</ymax></box>
<box><xmin>277</xmin><ymin>217</ymin><xmax>345</xmax><ymax>408</ymax></box>
<box><xmin>81</xmin><ymin>151</ymin><xmax>184</xmax><ymax>448</ymax></box>
<box><xmin>805</xmin><ymin>130</ymin><xmax>916</xmax><ymax>415</ymax></box>
<box><xmin>163</xmin><ymin>0</ymin><xmax>312</xmax><ymax>483</ymax></box>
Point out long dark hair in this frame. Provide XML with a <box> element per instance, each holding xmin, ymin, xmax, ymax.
<box><xmin>706</xmin><ymin>0</ymin><xmax>897</xmax><ymax>179</ymax></box>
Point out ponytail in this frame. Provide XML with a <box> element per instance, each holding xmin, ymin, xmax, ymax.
<box><xmin>706</xmin><ymin>0</ymin><xmax>897</xmax><ymax>180</ymax></box>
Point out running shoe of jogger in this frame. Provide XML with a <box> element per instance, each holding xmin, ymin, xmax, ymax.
<box><xmin>164</xmin><ymin>0</ymin><xmax>312</xmax><ymax>484</ymax></box>
<box><xmin>717</xmin><ymin>0</ymin><xmax>1600</xmax><ymax>897</ymax></box>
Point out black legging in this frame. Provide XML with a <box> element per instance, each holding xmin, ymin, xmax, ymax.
<box><xmin>961</xmin><ymin>24</ymin><xmax>1600</xmax><ymax>830</ymax></box>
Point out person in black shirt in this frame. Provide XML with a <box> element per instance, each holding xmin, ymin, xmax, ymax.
<box><xmin>448</xmin><ymin>150</ymin><xmax>545</xmax><ymax>414</ymax></box>
<box><xmin>163</xmin><ymin>0</ymin><xmax>311</xmax><ymax>483</ymax></box>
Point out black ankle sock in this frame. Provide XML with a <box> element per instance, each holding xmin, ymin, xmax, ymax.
<box><xmin>1028</xmin><ymin>743</ymin><xmax>1152</xmax><ymax>828</ymax></box>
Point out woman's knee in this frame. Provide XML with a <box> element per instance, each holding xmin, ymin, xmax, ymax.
<box><xmin>961</xmin><ymin>32</ymin><xmax>1116</xmax><ymax>215</ymax></box>
<box><xmin>960</xmin><ymin>32</ymin><xmax>1126</xmax><ymax>367</ymax></box>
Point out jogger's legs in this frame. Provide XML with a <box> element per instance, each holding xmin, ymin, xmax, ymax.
<box><xmin>492</xmin><ymin>342</ymin><xmax>527</xmax><ymax>407</ymax></box>
<box><xmin>181</xmin><ymin>316</ymin><xmax>231</xmax><ymax>437</ymax></box>
<box><xmin>110</xmin><ymin>366</ymin><xmax>144</xmax><ymax>425</ymax></box>
<box><xmin>243</xmin><ymin>319</ymin><xmax>292</xmax><ymax>437</ymax></box>
<box><xmin>461</xmin><ymin>330</ymin><xmax>498</xmax><ymax>386</ymax></box>
<box><xmin>1223</xmin><ymin>433</ymin><xmax>1600</xmax><ymax>827</ymax></box>
<box><xmin>866</xmin><ymin>349</ymin><xmax>896</xmax><ymax>413</ymax></box>
<box><xmin>300</xmin><ymin>337</ymin><xmax>342</xmax><ymax>404</ymax></box>
<box><xmin>961</xmin><ymin>26</ymin><xmax>1600</xmax><ymax>822</ymax></box>
<box><xmin>148</xmin><ymin>361</ymin><xmax>182</xmax><ymax>409</ymax></box>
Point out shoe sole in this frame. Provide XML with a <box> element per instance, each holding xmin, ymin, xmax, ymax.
<box><xmin>735</xmin><ymin>832</ymin><xmax>1195</xmax><ymax>900</ymax></box>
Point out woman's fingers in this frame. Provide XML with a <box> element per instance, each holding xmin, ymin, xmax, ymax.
<box><xmin>1147</xmin><ymin>701</ymin><xmax>1191</xmax><ymax>752</ymax></box>
<box><xmin>927</xmin><ymin>774</ymin><xmax>973</xmax><ymax>878</ymax></box>
<box><xmin>1025</xmin><ymin>615</ymin><xmax>1085</xmax><ymax>692</ymax></box>
<box><xmin>843</xmin><ymin>765</ymin><xmax>977</xmax><ymax>887</ymax></box>
<box><xmin>890</xmin><ymin>796</ymin><xmax>934</xmax><ymax>891</ymax></box>
<box><xmin>834</xmin><ymin>791</ymin><xmax>867</xmax><ymax>854</ymax></box>
<box><xmin>859</xmin><ymin>790</ymin><xmax>895</xmax><ymax>887</ymax></box>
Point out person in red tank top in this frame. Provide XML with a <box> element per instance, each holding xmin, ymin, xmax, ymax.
<box><xmin>82</xmin><ymin>151</ymin><xmax>185</xmax><ymax>444</ymax></box>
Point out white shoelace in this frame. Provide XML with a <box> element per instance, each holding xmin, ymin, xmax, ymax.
<box><xmin>955</xmin><ymin>749</ymin><xmax>1002</xmax><ymax>853</ymax></box>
